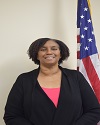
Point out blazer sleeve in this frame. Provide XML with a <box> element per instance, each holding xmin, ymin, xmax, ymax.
<box><xmin>3</xmin><ymin>75</ymin><xmax>33</xmax><ymax>125</ymax></box>
<box><xmin>75</xmin><ymin>71</ymin><xmax>100</xmax><ymax>125</ymax></box>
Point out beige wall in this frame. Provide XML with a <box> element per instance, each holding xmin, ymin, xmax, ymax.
<box><xmin>0</xmin><ymin>0</ymin><xmax>100</xmax><ymax>124</ymax></box>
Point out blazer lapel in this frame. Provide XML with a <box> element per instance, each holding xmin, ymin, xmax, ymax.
<box><xmin>51</xmin><ymin>72</ymin><xmax>75</xmax><ymax>125</ymax></box>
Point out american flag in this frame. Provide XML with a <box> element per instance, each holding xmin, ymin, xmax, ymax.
<box><xmin>77</xmin><ymin>0</ymin><xmax>100</xmax><ymax>107</ymax></box>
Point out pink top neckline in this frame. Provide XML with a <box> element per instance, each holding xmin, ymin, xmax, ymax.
<box><xmin>42</xmin><ymin>87</ymin><xmax>60</xmax><ymax>107</ymax></box>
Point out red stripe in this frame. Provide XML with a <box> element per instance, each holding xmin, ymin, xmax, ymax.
<box><xmin>82</xmin><ymin>57</ymin><xmax>100</xmax><ymax>103</ymax></box>
<box><xmin>77</xmin><ymin>51</ymin><xmax>80</xmax><ymax>59</ymax></box>
<box><xmin>77</xmin><ymin>67</ymin><xmax>79</xmax><ymax>71</ymax></box>
<box><xmin>77</xmin><ymin>35</ymin><xmax>80</xmax><ymax>43</ymax></box>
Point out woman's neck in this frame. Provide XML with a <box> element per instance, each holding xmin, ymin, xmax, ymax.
<box><xmin>39</xmin><ymin>65</ymin><xmax>60</xmax><ymax>76</ymax></box>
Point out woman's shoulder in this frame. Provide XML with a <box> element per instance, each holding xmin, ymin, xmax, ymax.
<box><xmin>18</xmin><ymin>68</ymin><xmax>39</xmax><ymax>78</ymax></box>
<box><xmin>60</xmin><ymin>66</ymin><xmax>79</xmax><ymax>74</ymax></box>
<box><xmin>60</xmin><ymin>66</ymin><xmax>84</xmax><ymax>78</ymax></box>
<box><xmin>14</xmin><ymin>68</ymin><xmax>39</xmax><ymax>85</ymax></box>
<box><xmin>12</xmin><ymin>68</ymin><xmax>39</xmax><ymax>89</ymax></box>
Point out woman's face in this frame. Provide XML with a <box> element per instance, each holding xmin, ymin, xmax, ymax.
<box><xmin>37</xmin><ymin>40</ymin><xmax>61</xmax><ymax>66</ymax></box>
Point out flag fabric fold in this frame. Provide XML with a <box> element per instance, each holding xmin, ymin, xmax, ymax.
<box><xmin>77</xmin><ymin>0</ymin><xmax>100</xmax><ymax>107</ymax></box>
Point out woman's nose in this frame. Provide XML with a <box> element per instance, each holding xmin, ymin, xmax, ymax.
<box><xmin>46</xmin><ymin>48</ymin><xmax>52</xmax><ymax>54</ymax></box>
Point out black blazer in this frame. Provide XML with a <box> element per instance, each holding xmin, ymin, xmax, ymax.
<box><xmin>4</xmin><ymin>66</ymin><xmax>100</xmax><ymax>125</ymax></box>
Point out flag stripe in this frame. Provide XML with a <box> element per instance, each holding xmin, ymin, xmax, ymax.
<box><xmin>90</xmin><ymin>54</ymin><xmax>100</xmax><ymax>79</ymax></box>
<box><xmin>79</xmin><ymin>60</ymin><xmax>92</xmax><ymax>87</ymax></box>
<box><xmin>77</xmin><ymin>51</ymin><xmax>80</xmax><ymax>59</ymax></box>
<box><xmin>77</xmin><ymin>35</ymin><xmax>80</xmax><ymax>43</ymax></box>
<box><xmin>77</xmin><ymin>43</ymin><xmax>80</xmax><ymax>51</ymax></box>
<box><xmin>83</xmin><ymin>56</ymin><xmax>100</xmax><ymax>101</ymax></box>
<box><xmin>77</xmin><ymin>0</ymin><xmax>100</xmax><ymax>105</ymax></box>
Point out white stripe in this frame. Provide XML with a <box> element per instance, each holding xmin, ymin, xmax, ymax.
<box><xmin>77</xmin><ymin>43</ymin><xmax>80</xmax><ymax>51</ymax></box>
<box><xmin>90</xmin><ymin>54</ymin><xmax>100</xmax><ymax>80</ymax></box>
<box><xmin>77</xmin><ymin>28</ymin><xmax>80</xmax><ymax>35</ymax></box>
<box><xmin>79</xmin><ymin>60</ymin><xmax>93</xmax><ymax>89</ymax></box>
<box><xmin>77</xmin><ymin>59</ymin><xmax>80</xmax><ymax>67</ymax></box>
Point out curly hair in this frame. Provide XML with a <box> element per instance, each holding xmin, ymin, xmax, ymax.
<box><xmin>27</xmin><ymin>38</ymin><xmax>70</xmax><ymax>65</ymax></box>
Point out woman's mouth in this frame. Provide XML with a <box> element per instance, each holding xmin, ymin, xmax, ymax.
<box><xmin>44</xmin><ymin>56</ymin><xmax>55</xmax><ymax>59</ymax></box>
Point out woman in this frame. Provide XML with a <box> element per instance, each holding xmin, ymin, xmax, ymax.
<box><xmin>4</xmin><ymin>38</ymin><xmax>100</xmax><ymax>125</ymax></box>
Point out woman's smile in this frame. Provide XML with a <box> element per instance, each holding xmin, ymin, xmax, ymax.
<box><xmin>37</xmin><ymin>40</ymin><xmax>61</xmax><ymax>66</ymax></box>
<box><xmin>44</xmin><ymin>54</ymin><xmax>55</xmax><ymax>59</ymax></box>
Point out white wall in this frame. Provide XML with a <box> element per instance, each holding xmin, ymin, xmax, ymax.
<box><xmin>0</xmin><ymin>0</ymin><xmax>100</xmax><ymax>124</ymax></box>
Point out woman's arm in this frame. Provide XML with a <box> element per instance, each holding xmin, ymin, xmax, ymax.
<box><xmin>3</xmin><ymin>75</ymin><xmax>33</xmax><ymax>125</ymax></box>
<box><xmin>75</xmin><ymin>72</ymin><xmax>100</xmax><ymax>125</ymax></box>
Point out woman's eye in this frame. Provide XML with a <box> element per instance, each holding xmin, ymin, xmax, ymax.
<box><xmin>40</xmin><ymin>47</ymin><xmax>59</xmax><ymax>51</ymax></box>
<box><xmin>52</xmin><ymin>48</ymin><xmax>58</xmax><ymax>50</ymax></box>
<box><xmin>40</xmin><ymin>48</ymin><xmax>46</xmax><ymax>51</ymax></box>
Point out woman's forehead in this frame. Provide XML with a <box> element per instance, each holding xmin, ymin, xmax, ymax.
<box><xmin>42</xmin><ymin>40</ymin><xmax>59</xmax><ymax>47</ymax></box>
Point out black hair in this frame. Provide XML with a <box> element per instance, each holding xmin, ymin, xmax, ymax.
<box><xmin>27</xmin><ymin>38</ymin><xmax>70</xmax><ymax>65</ymax></box>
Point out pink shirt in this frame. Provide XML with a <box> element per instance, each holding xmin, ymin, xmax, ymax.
<box><xmin>42</xmin><ymin>87</ymin><xmax>60</xmax><ymax>107</ymax></box>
